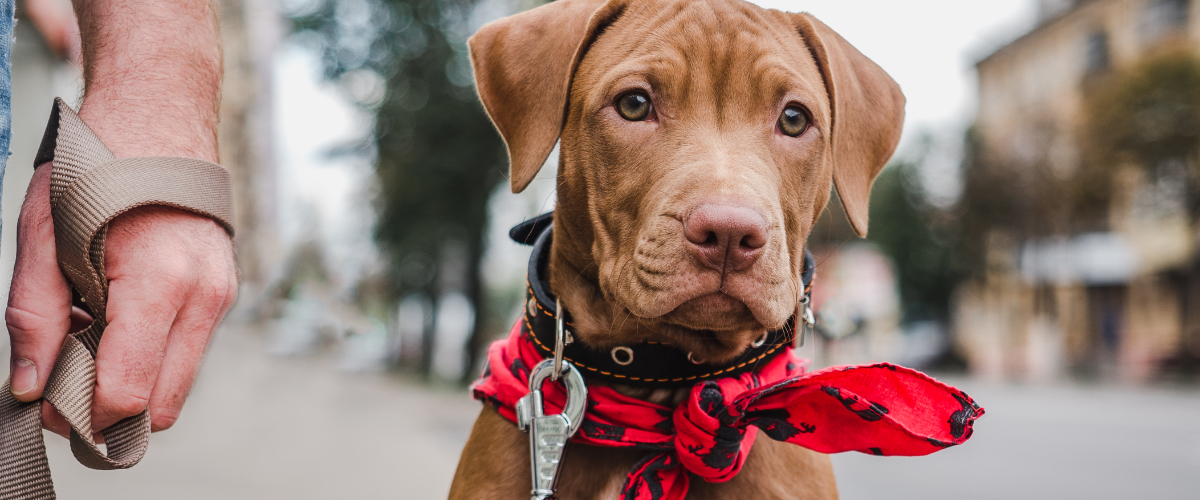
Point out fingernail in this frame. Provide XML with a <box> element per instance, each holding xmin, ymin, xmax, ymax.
<box><xmin>10</xmin><ymin>358</ymin><xmax>37</xmax><ymax>396</ymax></box>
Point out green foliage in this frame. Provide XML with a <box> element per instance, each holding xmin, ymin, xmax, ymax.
<box><xmin>955</xmin><ymin>124</ymin><xmax>1064</xmax><ymax>276</ymax></box>
<box><xmin>867</xmin><ymin>159</ymin><xmax>960</xmax><ymax>322</ymax></box>
<box><xmin>291</xmin><ymin>0</ymin><xmax>505</xmax><ymax>292</ymax></box>
<box><xmin>290</xmin><ymin>0</ymin><xmax>507</xmax><ymax>379</ymax></box>
<box><xmin>1080</xmin><ymin>47</ymin><xmax>1200</xmax><ymax>216</ymax></box>
<box><xmin>1084</xmin><ymin>48</ymin><xmax>1200</xmax><ymax>170</ymax></box>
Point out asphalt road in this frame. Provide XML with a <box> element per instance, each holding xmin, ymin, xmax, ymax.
<box><xmin>14</xmin><ymin>324</ymin><xmax>1200</xmax><ymax>499</ymax></box>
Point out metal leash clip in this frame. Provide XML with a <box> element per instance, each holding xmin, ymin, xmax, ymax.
<box><xmin>516</xmin><ymin>359</ymin><xmax>587</xmax><ymax>500</ymax></box>
<box><xmin>796</xmin><ymin>293</ymin><xmax>814</xmax><ymax>348</ymax></box>
<box><xmin>516</xmin><ymin>301</ymin><xmax>587</xmax><ymax>500</ymax></box>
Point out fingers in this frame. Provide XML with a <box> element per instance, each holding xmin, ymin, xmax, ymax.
<box><xmin>7</xmin><ymin>167</ymin><xmax>237</xmax><ymax>440</ymax></box>
<box><xmin>146</xmin><ymin>274</ymin><xmax>234</xmax><ymax>431</ymax></box>
<box><xmin>90</xmin><ymin>206</ymin><xmax>236</xmax><ymax>433</ymax></box>
<box><xmin>41</xmin><ymin>401</ymin><xmax>70</xmax><ymax>439</ymax></box>
<box><xmin>90</xmin><ymin>269</ymin><xmax>181</xmax><ymax>432</ymax></box>
<box><xmin>6</xmin><ymin>166</ymin><xmax>73</xmax><ymax>402</ymax></box>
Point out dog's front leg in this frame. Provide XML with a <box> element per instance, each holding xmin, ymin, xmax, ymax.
<box><xmin>450</xmin><ymin>407</ymin><xmax>652</xmax><ymax>500</ymax></box>
<box><xmin>449</xmin><ymin>408</ymin><xmax>531</xmax><ymax>499</ymax></box>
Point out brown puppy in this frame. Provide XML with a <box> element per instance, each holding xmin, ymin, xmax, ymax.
<box><xmin>451</xmin><ymin>0</ymin><xmax>903</xmax><ymax>498</ymax></box>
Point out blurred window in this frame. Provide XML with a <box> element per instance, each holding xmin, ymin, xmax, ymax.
<box><xmin>1085</xmin><ymin>30</ymin><xmax>1111</xmax><ymax>74</ymax></box>
<box><xmin>1143</xmin><ymin>0</ymin><xmax>1190</xmax><ymax>41</ymax></box>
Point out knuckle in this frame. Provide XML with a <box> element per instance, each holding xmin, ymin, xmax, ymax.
<box><xmin>153</xmin><ymin>259</ymin><xmax>194</xmax><ymax>293</ymax></box>
<box><xmin>15</xmin><ymin>208</ymin><xmax>51</xmax><ymax>239</ymax></box>
<box><xmin>149</xmin><ymin>408</ymin><xmax>179</xmax><ymax>432</ymax></box>
<box><xmin>224</xmin><ymin>280</ymin><xmax>240</xmax><ymax>311</ymax></box>
<box><xmin>199</xmin><ymin>277</ymin><xmax>228</xmax><ymax>305</ymax></box>
<box><xmin>5</xmin><ymin>305</ymin><xmax>66</xmax><ymax>346</ymax></box>
<box><xmin>15</xmin><ymin>189</ymin><xmax>52</xmax><ymax>233</ymax></box>
<box><xmin>104</xmin><ymin>390</ymin><xmax>151</xmax><ymax>420</ymax></box>
<box><xmin>187</xmin><ymin>269</ymin><xmax>239</xmax><ymax>318</ymax></box>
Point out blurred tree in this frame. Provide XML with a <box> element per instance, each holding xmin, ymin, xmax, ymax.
<box><xmin>955</xmin><ymin>124</ymin><xmax>1064</xmax><ymax>277</ymax></box>
<box><xmin>808</xmin><ymin>142</ymin><xmax>961</xmax><ymax>323</ymax></box>
<box><xmin>867</xmin><ymin>158</ymin><xmax>960</xmax><ymax>322</ymax></box>
<box><xmin>1079</xmin><ymin>47</ymin><xmax>1200</xmax><ymax>218</ymax></box>
<box><xmin>290</xmin><ymin>0</ymin><xmax>507</xmax><ymax>382</ymax></box>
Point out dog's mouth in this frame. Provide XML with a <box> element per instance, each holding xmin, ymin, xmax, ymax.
<box><xmin>662</xmin><ymin>292</ymin><xmax>755</xmax><ymax>328</ymax></box>
<box><xmin>651</xmin><ymin>293</ymin><xmax>770</xmax><ymax>362</ymax></box>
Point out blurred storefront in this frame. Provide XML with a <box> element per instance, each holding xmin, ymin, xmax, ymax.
<box><xmin>960</xmin><ymin>0</ymin><xmax>1200</xmax><ymax>381</ymax></box>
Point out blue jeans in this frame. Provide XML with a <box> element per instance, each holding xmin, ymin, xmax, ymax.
<box><xmin>0</xmin><ymin>0</ymin><xmax>12</xmax><ymax>221</ymax></box>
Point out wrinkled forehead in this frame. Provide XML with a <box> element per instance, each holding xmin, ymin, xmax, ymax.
<box><xmin>573</xmin><ymin>0</ymin><xmax>830</xmax><ymax>121</ymax></box>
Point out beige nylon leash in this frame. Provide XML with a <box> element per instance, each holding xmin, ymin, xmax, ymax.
<box><xmin>0</xmin><ymin>98</ymin><xmax>234</xmax><ymax>499</ymax></box>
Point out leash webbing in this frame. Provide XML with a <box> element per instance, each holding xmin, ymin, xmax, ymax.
<box><xmin>0</xmin><ymin>98</ymin><xmax>234</xmax><ymax>499</ymax></box>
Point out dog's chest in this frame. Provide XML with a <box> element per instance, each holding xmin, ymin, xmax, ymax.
<box><xmin>552</xmin><ymin>434</ymin><xmax>838</xmax><ymax>500</ymax></box>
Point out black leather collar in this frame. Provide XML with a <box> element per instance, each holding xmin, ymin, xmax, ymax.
<box><xmin>510</xmin><ymin>212</ymin><xmax>815</xmax><ymax>388</ymax></box>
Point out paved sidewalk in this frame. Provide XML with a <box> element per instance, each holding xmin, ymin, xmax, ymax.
<box><xmin>41</xmin><ymin>325</ymin><xmax>480</xmax><ymax>499</ymax></box>
<box><xmin>833</xmin><ymin>377</ymin><xmax>1200</xmax><ymax>499</ymax></box>
<box><xmin>18</xmin><ymin>324</ymin><xmax>1200</xmax><ymax>499</ymax></box>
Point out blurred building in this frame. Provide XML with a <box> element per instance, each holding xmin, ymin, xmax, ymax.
<box><xmin>960</xmin><ymin>0</ymin><xmax>1200</xmax><ymax>380</ymax></box>
<box><xmin>809</xmin><ymin>244</ymin><xmax>907</xmax><ymax>367</ymax></box>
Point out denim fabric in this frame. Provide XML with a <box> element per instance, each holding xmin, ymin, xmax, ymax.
<box><xmin>0</xmin><ymin>0</ymin><xmax>12</xmax><ymax>223</ymax></box>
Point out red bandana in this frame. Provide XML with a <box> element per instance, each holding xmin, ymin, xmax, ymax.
<box><xmin>472</xmin><ymin>320</ymin><xmax>984</xmax><ymax>500</ymax></box>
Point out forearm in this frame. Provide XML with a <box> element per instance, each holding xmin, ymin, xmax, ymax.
<box><xmin>71</xmin><ymin>0</ymin><xmax>222</xmax><ymax>163</ymax></box>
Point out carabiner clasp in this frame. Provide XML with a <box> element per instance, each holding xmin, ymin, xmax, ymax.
<box><xmin>515</xmin><ymin>359</ymin><xmax>587</xmax><ymax>500</ymax></box>
<box><xmin>796</xmin><ymin>294</ymin><xmax>814</xmax><ymax>348</ymax></box>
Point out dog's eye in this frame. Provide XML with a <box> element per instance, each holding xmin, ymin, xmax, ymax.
<box><xmin>616</xmin><ymin>92</ymin><xmax>653</xmax><ymax>121</ymax></box>
<box><xmin>778</xmin><ymin>106</ymin><xmax>810</xmax><ymax>137</ymax></box>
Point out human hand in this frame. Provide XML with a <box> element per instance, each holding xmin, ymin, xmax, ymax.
<box><xmin>6</xmin><ymin>165</ymin><xmax>237</xmax><ymax>436</ymax></box>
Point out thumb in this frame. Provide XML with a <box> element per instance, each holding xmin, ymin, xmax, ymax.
<box><xmin>5</xmin><ymin>165</ymin><xmax>73</xmax><ymax>402</ymax></box>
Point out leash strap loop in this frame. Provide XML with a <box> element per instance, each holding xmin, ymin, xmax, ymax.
<box><xmin>0</xmin><ymin>98</ymin><xmax>234</xmax><ymax>499</ymax></box>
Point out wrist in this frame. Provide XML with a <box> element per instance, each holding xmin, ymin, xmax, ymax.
<box><xmin>76</xmin><ymin>89</ymin><xmax>220</xmax><ymax>163</ymax></box>
<box><xmin>72</xmin><ymin>0</ymin><xmax>222</xmax><ymax>163</ymax></box>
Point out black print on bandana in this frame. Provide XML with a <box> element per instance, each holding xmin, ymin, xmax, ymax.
<box><xmin>926</xmin><ymin>437</ymin><xmax>954</xmax><ymax>449</ymax></box>
<box><xmin>746</xmin><ymin>408</ymin><xmax>815</xmax><ymax>441</ymax></box>
<box><xmin>948</xmin><ymin>392</ymin><xmax>979</xmax><ymax>439</ymax></box>
<box><xmin>510</xmin><ymin>357</ymin><xmax>529</xmax><ymax>381</ymax></box>
<box><xmin>748</xmin><ymin>372</ymin><xmax>763</xmax><ymax>389</ymax></box>
<box><xmin>869</xmin><ymin>447</ymin><xmax>884</xmax><ymax>456</ymax></box>
<box><xmin>697</xmin><ymin>383</ymin><xmax>726</xmax><ymax>415</ymax></box>
<box><xmin>822</xmin><ymin>386</ymin><xmax>890</xmax><ymax>422</ymax></box>
<box><xmin>583</xmin><ymin>420</ymin><xmax>628</xmax><ymax>442</ymax></box>
<box><xmin>475</xmin><ymin>391</ymin><xmax>503</xmax><ymax>412</ymax></box>
<box><xmin>688</xmin><ymin>383</ymin><xmax>745</xmax><ymax>470</ymax></box>
<box><xmin>654</xmin><ymin>408</ymin><xmax>674</xmax><ymax>433</ymax></box>
<box><xmin>623</xmin><ymin>454</ymin><xmax>673</xmax><ymax>500</ymax></box>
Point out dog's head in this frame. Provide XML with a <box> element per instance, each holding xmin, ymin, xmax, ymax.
<box><xmin>470</xmin><ymin>0</ymin><xmax>903</xmax><ymax>362</ymax></box>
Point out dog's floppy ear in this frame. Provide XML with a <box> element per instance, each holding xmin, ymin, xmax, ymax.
<box><xmin>793</xmin><ymin>13</ymin><xmax>905</xmax><ymax>237</ymax></box>
<box><xmin>469</xmin><ymin>0</ymin><xmax>625</xmax><ymax>193</ymax></box>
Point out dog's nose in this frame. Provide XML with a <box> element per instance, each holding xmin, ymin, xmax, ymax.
<box><xmin>684</xmin><ymin>203</ymin><xmax>768</xmax><ymax>272</ymax></box>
